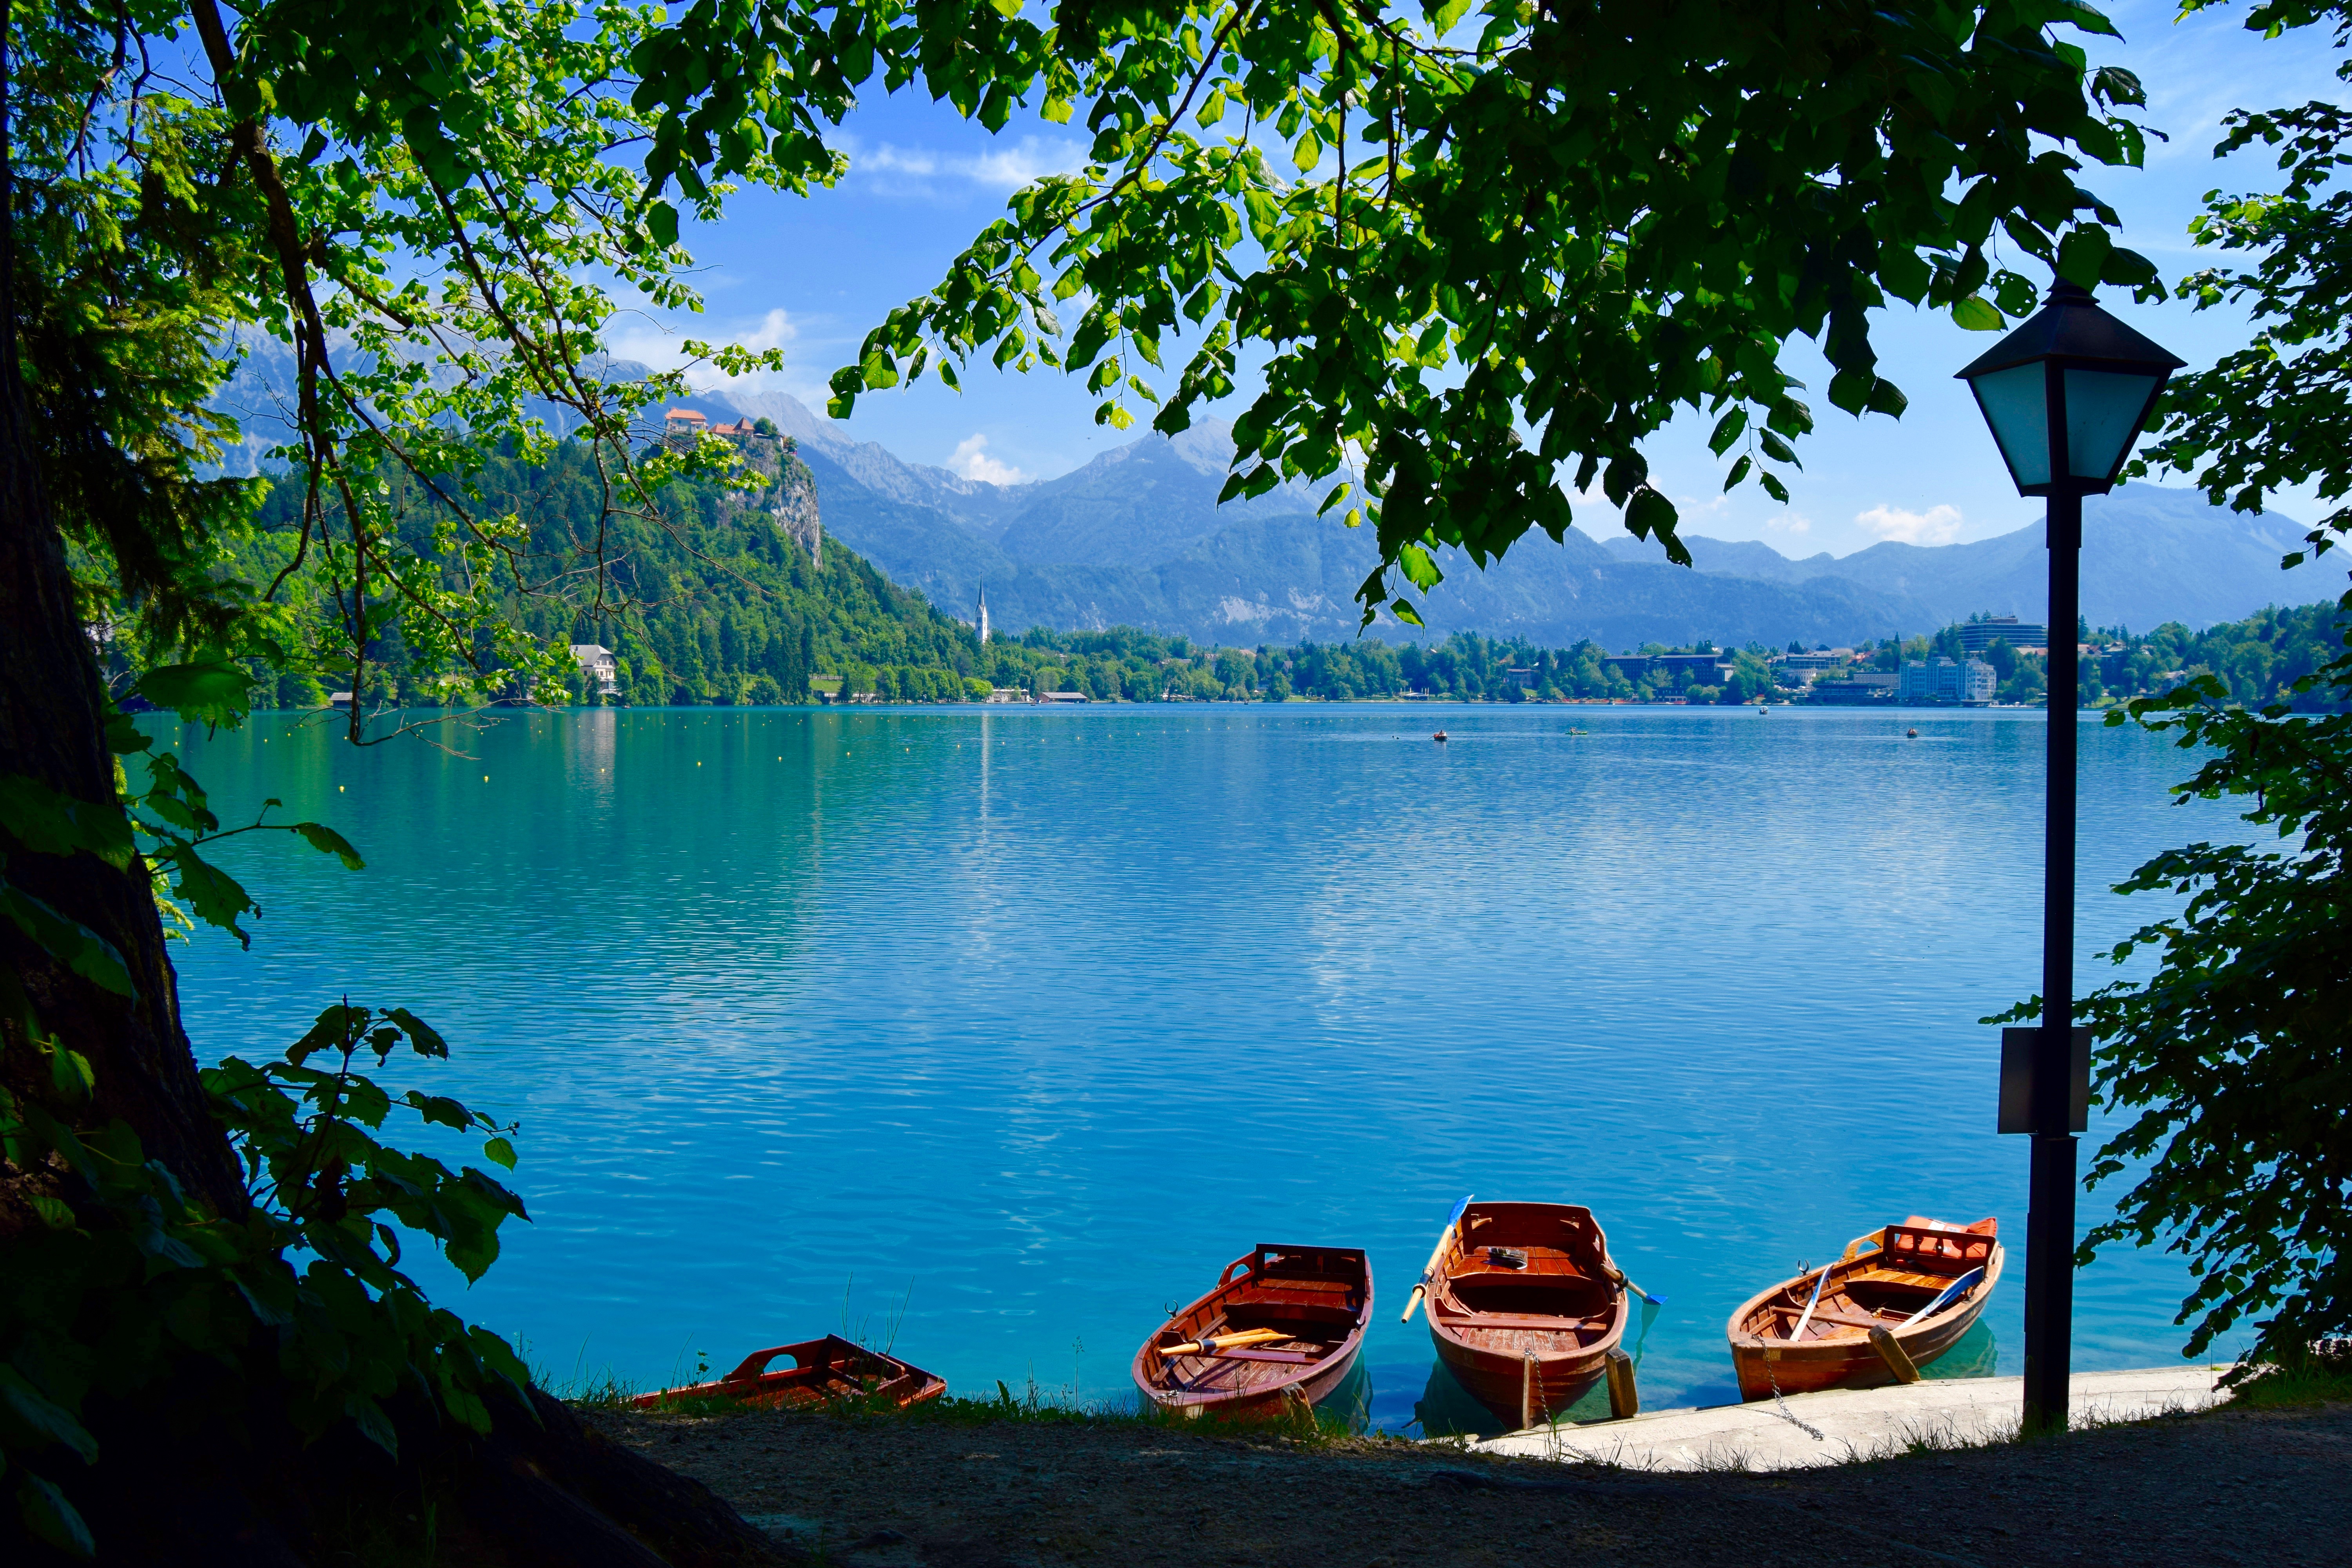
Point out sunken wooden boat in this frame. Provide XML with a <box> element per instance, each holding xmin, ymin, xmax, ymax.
<box><xmin>1726</xmin><ymin>1216</ymin><xmax>2003</xmax><ymax>1400</ymax></box>
<box><xmin>626</xmin><ymin>1334</ymin><xmax>946</xmax><ymax>1411</ymax></box>
<box><xmin>1417</xmin><ymin>1201</ymin><xmax>1632</xmax><ymax>1427</ymax></box>
<box><xmin>1132</xmin><ymin>1244</ymin><xmax>1372</xmax><ymax>1420</ymax></box>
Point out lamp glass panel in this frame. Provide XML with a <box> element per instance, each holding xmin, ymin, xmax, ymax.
<box><xmin>1969</xmin><ymin>363</ymin><xmax>2049</xmax><ymax>489</ymax></box>
<box><xmin>2064</xmin><ymin>368</ymin><xmax>2161</xmax><ymax>480</ymax></box>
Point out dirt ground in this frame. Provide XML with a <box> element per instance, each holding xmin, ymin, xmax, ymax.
<box><xmin>584</xmin><ymin>1397</ymin><xmax>2352</xmax><ymax>1568</ymax></box>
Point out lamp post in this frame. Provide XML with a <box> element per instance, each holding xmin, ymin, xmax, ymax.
<box><xmin>1956</xmin><ymin>280</ymin><xmax>2183</xmax><ymax>1435</ymax></box>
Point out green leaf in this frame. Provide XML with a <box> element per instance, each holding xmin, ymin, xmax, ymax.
<box><xmin>2056</xmin><ymin>226</ymin><xmax>2113</xmax><ymax>289</ymax></box>
<box><xmin>293</xmin><ymin>822</ymin><xmax>366</xmax><ymax>871</ymax></box>
<box><xmin>344</xmin><ymin>1394</ymin><xmax>399</xmax><ymax>1459</ymax></box>
<box><xmin>1951</xmin><ymin>296</ymin><xmax>2005</xmax><ymax>332</ymax></box>
<box><xmin>483</xmin><ymin>1136</ymin><xmax>518</xmax><ymax>1171</ymax></box>
<box><xmin>134</xmin><ymin>662</ymin><xmax>251</xmax><ymax>727</ymax></box>
<box><xmin>1706</xmin><ymin>407</ymin><xmax>1748</xmax><ymax>457</ymax></box>
<box><xmin>0</xmin><ymin>776</ymin><xmax>135</xmax><ymax>867</ymax></box>
<box><xmin>0</xmin><ymin>886</ymin><xmax>135</xmax><ymax>997</ymax></box>
<box><xmin>16</xmin><ymin>1472</ymin><xmax>94</xmax><ymax>1558</ymax></box>
<box><xmin>159</xmin><ymin>845</ymin><xmax>259</xmax><ymax>947</ymax></box>
<box><xmin>646</xmin><ymin>200</ymin><xmax>679</xmax><ymax>249</ymax></box>
<box><xmin>49</xmin><ymin>1047</ymin><xmax>94</xmax><ymax>1104</ymax></box>
<box><xmin>0</xmin><ymin>1368</ymin><xmax>98</xmax><ymax>1464</ymax></box>
<box><xmin>1397</xmin><ymin>541</ymin><xmax>1442</xmax><ymax>592</ymax></box>
<box><xmin>1428</xmin><ymin>0</ymin><xmax>1475</xmax><ymax>33</ymax></box>
<box><xmin>1624</xmin><ymin>486</ymin><xmax>1678</xmax><ymax>544</ymax></box>
<box><xmin>387</xmin><ymin>1008</ymin><xmax>449</xmax><ymax>1058</ymax></box>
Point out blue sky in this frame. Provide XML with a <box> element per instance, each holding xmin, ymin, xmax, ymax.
<box><xmin>613</xmin><ymin>0</ymin><xmax>2342</xmax><ymax>558</ymax></box>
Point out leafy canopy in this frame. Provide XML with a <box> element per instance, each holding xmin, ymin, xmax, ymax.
<box><xmin>2053</xmin><ymin>0</ymin><xmax>2352</xmax><ymax>1370</ymax></box>
<box><xmin>660</xmin><ymin>0</ymin><xmax>2169</xmax><ymax>624</ymax></box>
<box><xmin>2139</xmin><ymin>0</ymin><xmax>2352</xmax><ymax>563</ymax></box>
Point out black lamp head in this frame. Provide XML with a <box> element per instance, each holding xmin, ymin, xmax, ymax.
<box><xmin>1956</xmin><ymin>281</ymin><xmax>2187</xmax><ymax>498</ymax></box>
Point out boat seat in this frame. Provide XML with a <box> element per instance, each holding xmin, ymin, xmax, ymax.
<box><xmin>1435</xmin><ymin>1310</ymin><xmax>1602</xmax><ymax>1332</ymax></box>
<box><xmin>1844</xmin><ymin>1268</ymin><xmax>1948</xmax><ymax>1292</ymax></box>
<box><xmin>1224</xmin><ymin>1302</ymin><xmax>1356</xmax><ymax>1327</ymax></box>
<box><xmin>1766</xmin><ymin>1304</ymin><xmax>1891</xmax><ymax>1334</ymax></box>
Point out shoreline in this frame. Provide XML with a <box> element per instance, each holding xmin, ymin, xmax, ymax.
<box><xmin>584</xmin><ymin>1380</ymin><xmax>2348</xmax><ymax>1566</ymax></box>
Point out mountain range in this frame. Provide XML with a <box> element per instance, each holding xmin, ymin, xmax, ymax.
<box><xmin>206</xmin><ymin>339</ymin><xmax>2341</xmax><ymax>650</ymax></box>
<box><xmin>680</xmin><ymin>389</ymin><xmax>2340</xmax><ymax>649</ymax></box>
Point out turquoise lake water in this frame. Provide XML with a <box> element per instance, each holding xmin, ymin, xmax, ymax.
<box><xmin>162</xmin><ymin>704</ymin><xmax>2242</xmax><ymax>1429</ymax></box>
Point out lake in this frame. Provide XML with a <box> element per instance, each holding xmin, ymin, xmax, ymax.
<box><xmin>163</xmin><ymin>703</ymin><xmax>2239</xmax><ymax>1430</ymax></box>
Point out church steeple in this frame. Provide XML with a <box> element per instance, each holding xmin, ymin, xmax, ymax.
<box><xmin>977</xmin><ymin>581</ymin><xmax>989</xmax><ymax>645</ymax></box>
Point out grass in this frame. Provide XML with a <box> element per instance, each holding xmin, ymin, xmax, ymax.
<box><xmin>2221</xmin><ymin>1344</ymin><xmax>2352</xmax><ymax>1410</ymax></box>
<box><xmin>566</xmin><ymin>1360</ymin><xmax>1385</xmax><ymax>1448</ymax></box>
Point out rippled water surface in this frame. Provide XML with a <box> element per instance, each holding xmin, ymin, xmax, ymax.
<box><xmin>165</xmin><ymin>705</ymin><xmax>2239</xmax><ymax>1427</ymax></box>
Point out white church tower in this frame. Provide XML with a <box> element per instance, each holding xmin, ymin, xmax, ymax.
<box><xmin>976</xmin><ymin>581</ymin><xmax>990</xmax><ymax>645</ymax></box>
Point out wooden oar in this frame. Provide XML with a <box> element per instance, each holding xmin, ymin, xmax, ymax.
<box><xmin>1400</xmin><ymin>1194</ymin><xmax>1474</xmax><ymax>1323</ymax></box>
<box><xmin>1160</xmin><ymin>1328</ymin><xmax>1289</xmax><ymax>1357</ymax></box>
<box><xmin>1604</xmin><ymin>1261</ymin><xmax>1668</xmax><ymax>1307</ymax></box>
<box><xmin>1787</xmin><ymin>1262</ymin><xmax>1834</xmax><ymax>1341</ymax></box>
<box><xmin>1898</xmin><ymin>1266</ymin><xmax>1985</xmax><ymax>1329</ymax></box>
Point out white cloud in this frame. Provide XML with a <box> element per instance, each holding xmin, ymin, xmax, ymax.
<box><xmin>840</xmin><ymin>134</ymin><xmax>1086</xmax><ymax>194</ymax></box>
<box><xmin>733</xmin><ymin>307</ymin><xmax>797</xmax><ymax>357</ymax></box>
<box><xmin>949</xmin><ymin>434</ymin><xmax>1029</xmax><ymax>485</ymax></box>
<box><xmin>1855</xmin><ymin>502</ymin><xmax>1963</xmax><ymax>544</ymax></box>
<box><xmin>1766</xmin><ymin>512</ymin><xmax>1812</xmax><ymax>535</ymax></box>
<box><xmin>602</xmin><ymin>307</ymin><xmax>835</xmax><ymax>405</ymax></box>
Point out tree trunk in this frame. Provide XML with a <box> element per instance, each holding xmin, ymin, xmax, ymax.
<box><xmin>0</xmin><ymin>31</ymin><xmax>242</xmax><ymax>1225</ymax></box>
<box><xmin>3</xmin><ymin>54</ymin><xmax>791</xmax><ymax>1568</ymax></box>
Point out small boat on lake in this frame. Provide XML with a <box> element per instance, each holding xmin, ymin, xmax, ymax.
<box><xmin>1726</xmin><ymin>1216</ymin><xmax>2002</xmax><ymax>1400</ymax></box>
<box><xmin>626</xmin><ymin>1334</ymin><xmax>946</xmax><ymax>1411</ymax></box>
<box><xmin>1407</xmin><ymin>1201</ymin><xmax>1635</xmax><ymax>1428</ymax></box>
<box><xmin>1133</xmin><ymin>1244</ymin><xmax>1372</xmax><ymax>1420</ymax></box>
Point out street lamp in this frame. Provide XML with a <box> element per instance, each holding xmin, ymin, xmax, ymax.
<box><xmin>1957</xmin><ymin>279</ymin><xmax>2183</xmax><ymax>1435</ymax></box>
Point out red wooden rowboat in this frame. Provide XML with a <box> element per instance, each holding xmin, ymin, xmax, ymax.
<box><xmin>1421</xmin><ymin>1201</ymin><xmax>1631</xmax><ymax>1427</ymax></box>
<box><xmin>1133</xmin><ymin>1244</ymin><xmax>1372</xmax><ymax>1420</ymax></box>
<box><xmin>1726</xmin><ymin>1216</ymin><xmax>2003</xmax><ymax>1400</ymax></box>
<box><xmin>626</xmin><ymin>1335</ymin><xmax>946</xmax><ymax>1411</ymax></box>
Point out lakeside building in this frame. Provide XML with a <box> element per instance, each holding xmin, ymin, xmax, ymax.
<box><xmin>1900</xmin><ymin>657</ymin><xmax>1996</xmax><ymax>705</ymax></box>
<box><xmin>569</xmin><ymin>644</ymin><xmax>618</xmax><ymax>697</ymax></box>
<box><xmin>1602</xmin><ymin>651</ymin><xmax>1735</xmax><ymax>685</ymax></box>
<box><xmin>1958</xmin><ymin>616</ymin><xmax>2047</xmax><ymax>655</ymax></box>
<box><xmin>1038</xmin><ymin>690</ymin><xmax>1090</xmax><ymax>704</ymax></box>
<box><xmin>1770</xmin><ymin>649</ymin><xmax>1857</xmax><ymax>690</ymax></box>
<box><xmin>984</xmin><ymin>687</ymin><xmax>1026</xmax><ymax>703</ymax></box>
<box><xmin>1807</xmin><ymin>673</ymin><xmax>1898</xmax><ymax>704</ymax></box>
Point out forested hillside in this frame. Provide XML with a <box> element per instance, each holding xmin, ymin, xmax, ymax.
<box><xmin>219</xmin><ymin>440</ymin><xmax>990</xmax><ymax>708</ymax></box>
<box><xmin>188</xmin><ymin>438</ymin><xmax>2341</xmax><ymax>714</ymax></box>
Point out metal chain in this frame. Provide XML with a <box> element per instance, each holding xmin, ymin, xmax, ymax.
<box><xmin>1763</xmin><ymin>1350</ymin><xmax>1826</xmax><ymax>1442</ymax></box>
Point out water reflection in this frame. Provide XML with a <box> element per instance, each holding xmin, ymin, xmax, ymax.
<box><xmin>1921</xmin><ymin>1320</ymin><xmax>1999</xmax><ymax>1382</ymax></box>
<box><xmin>1403</xmin><ymin>1314</ymin><xmax>1999</xmax><ymax>1437</ymax></box>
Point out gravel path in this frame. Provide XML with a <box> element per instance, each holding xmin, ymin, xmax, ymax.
<box><xmin>584</xmin><ymin>1398</ymin><xmax>2350</xmax><ymax>1567</ymax></box>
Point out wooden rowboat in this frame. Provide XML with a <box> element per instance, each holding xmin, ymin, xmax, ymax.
<box><xmin>1133</xmin><ymin>1244</ymin><xmax>1372</xmax><ymax>1420</ymax></box>
<box><xmin>1420</xmin><ymin>1202</ymin><xmax>1633</xmax><ymax>1428</ymax></box>
<box><xmin>1726</xmin><ymin>1216</ymin><xmax>2003</xmax><ymax>1400</ymax></box>
<box><xmin>626</xmin><ymin>1334</ymin><xmax>946</xmax><ymax>1412</ymax></box>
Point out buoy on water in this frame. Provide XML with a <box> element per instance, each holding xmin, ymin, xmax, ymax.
<box><xmin>1433</xmin><ymin>730</ymin><xmax>1449</xmax><ymax>742</ymax></box>
<box><xmin>1906</xmin><ymin>727</ymin><xmax>1920</xmax><ymax>738</ymax></box>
